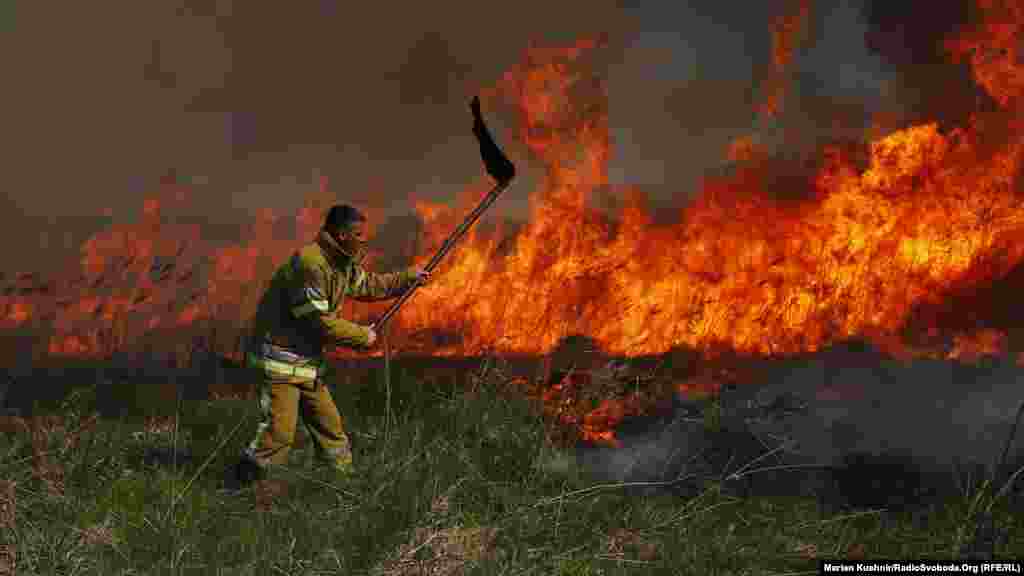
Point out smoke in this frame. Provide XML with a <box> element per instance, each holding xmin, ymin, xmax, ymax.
<box><xmin>860</xmin><ymin>0</ymin><xmax>997</xmax><ymax>130</ymax></box>
<box><xmin>747</xmin><ymin>343</ymin><xmax>1024</xmax><ymax>471</ymax></box>
<box><xmin>605</xmin><ymin>3</ymin><xmax>772</xmax><ymax>199</ymax></box>
<box><xmin>0</xmin><ymin>0</ymin><xmax>635</xmax><ymax>275</ymax></box>
<box><xmin>571</xmin><ymin>341</ymin><xmax>1024</xmax><ymax>507</ymax></box>
<box><xmin>605</xmin><ymin>2</ymin><xmax>902</xmax><ymax>211</ymax></box>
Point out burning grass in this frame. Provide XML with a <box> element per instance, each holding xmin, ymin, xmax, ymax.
<box><xmin>0</xmin><ymin>352</ymin><xmax>1021</xmax><ymax>574</ymax></box>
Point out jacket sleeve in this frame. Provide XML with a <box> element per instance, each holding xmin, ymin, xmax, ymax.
<box><xmin>346</xmin><ymin>265</ymin><xmax>418</xmax><ymax>302</ymax></box>
<box><xmin>290</xmin><ymin>257</ymin><xmax>372</xmax><ymax>347</ymax></box>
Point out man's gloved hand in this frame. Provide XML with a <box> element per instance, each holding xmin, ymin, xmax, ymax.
<box><xmin>363</xmin><ymin>325</ymin><xmax>377</xmax><ymax>347</ymax></box>
<box><xmin>412</xmin><ymin>267</ymin><xmax>431</xmax><ymax>285</ymax></box>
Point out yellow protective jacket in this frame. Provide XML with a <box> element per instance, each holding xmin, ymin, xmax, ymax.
<box><xmin>248</xmin><ymin>230</ymin><xmax>418</xmax><ymax>373</ymax></box>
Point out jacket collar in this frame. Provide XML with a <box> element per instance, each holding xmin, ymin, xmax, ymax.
<box><xmin>316</xmin><ymin>229</ymin><xmax>355</xmax><ymax>269</ymax></box>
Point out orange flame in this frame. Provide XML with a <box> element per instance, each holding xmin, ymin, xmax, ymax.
<box><xmin>948</xmin><ymin>328</ymin><xmax>1005</xmax><ymax>362</ymax></box>
<box><xmin>5</xmin><ymin>301</ymin><xmax>33</xmax><ymax>326</ymax></box>
<box><xmin>946</xmin><ymin>0</ymin><xmax>1024</xmax><ymax>107</ymax></box>
<box><xmin>758</xmin><ymin>0</ymin><xmax>814</xmax><ymax>118</ymax></box>
<box><xmin>392</xmin><ymin>33</ymin><xmax>1024</xmax><ymax>362</ymax></box>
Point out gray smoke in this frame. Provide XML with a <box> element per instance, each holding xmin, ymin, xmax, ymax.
<box><xmin>561</xmin><ymin>343</ymin><xmax>1024</xmax><ymax>508</ymax></box>
<box><xmin>744</xmin><ymin>352</ymin><xmax>1024</xmax><ymax>477</ymax></box>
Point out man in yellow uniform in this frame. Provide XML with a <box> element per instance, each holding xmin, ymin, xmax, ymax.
<box><xmin>230</xmin><ymin>204</ymin><xmax>429</xmax><ymax>487</ymax></box>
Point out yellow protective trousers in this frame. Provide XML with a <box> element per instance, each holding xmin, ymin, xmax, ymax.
<box><xmin>243</xmin><ymin>360</ymin><xmax>353</xmax><ymax>472</ymax></box>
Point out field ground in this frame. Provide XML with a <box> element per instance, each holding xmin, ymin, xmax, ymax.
<box><xmin>1</xmin><ymin>348</ymin><xmax>1022</xmax><ymax>575</ymax></box>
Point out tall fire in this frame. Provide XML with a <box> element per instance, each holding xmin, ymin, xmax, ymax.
<box><xmin>403</xmin><ymin>1</ymin><xmax>1024</xmax><ymax>361</ymax></box>
<box><xmin>3</xmin><ymin>1</ymin><xmax>1024</xmax><ymax>446</ymax></box>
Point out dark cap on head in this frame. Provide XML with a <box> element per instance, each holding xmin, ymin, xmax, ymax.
<box><xmin>323</xmin><ymin>204</ymin><xmax>367</xmax><ymax>233</ymax></box>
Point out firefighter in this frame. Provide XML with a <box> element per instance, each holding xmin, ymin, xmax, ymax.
<box><xmin>229</xmin><ymin>204</ymin><xmax>429</xmax><ymax>488</ymax></box>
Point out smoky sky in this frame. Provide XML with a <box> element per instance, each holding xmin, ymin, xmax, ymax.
<box><xmin>0</xmin><ymin>1</ymin><xmax>985</xmax><ymax>275</ymax></box>
<box><xmin>860</xmin><ymin>0</ymin><xmax>993</xmax><ymax>128</ymax></box>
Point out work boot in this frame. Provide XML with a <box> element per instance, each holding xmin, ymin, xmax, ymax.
<box><xmin>225</xmin><ymin>455</ymin><xmax>267</xmax><ymax>491</ymax></box>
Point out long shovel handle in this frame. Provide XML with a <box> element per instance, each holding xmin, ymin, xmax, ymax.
<box><xmin>370</xmin><ymin>177</ymin><xmax>512</xmax><ymax>331</ymax></box>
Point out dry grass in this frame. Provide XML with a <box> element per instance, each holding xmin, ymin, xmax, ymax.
<box><xmin>253</xmin><ymin>478</ymin><xmax>290</xmax><ymax>511</ymax></box>
<box><xmin>142</xmin><ymin>415</ymin><xmax>176</xmax><ymax>437</ymax></box>
<box><xmin>603</xmin><ymin>528</ymin><xmax>660</xmax><ymax>564</ymax></box>
<box><xmin>375</xmin><ymin>493</ymin><xmax>499</xmax><ymax>576</ymax></box>
<box><xmin>0</xmin><ymin>479</ymin><xmax>14</xmax><ymax>532</ymax></box>
<box><xmin>9</xmin><ymin>411</ymin><xmax>100</xmax><ymax>499</ymax></box>
<box><xmin>0</xmin><ymin>545</ymin><xmax>13</xmax><ymax>576</ymax></box>
<box><xmin>376</xmin><ymin>525</ymin><xmax>499</xmax><ymax>576</ymax></box>
<box><xmin>129</xmin><ymin>414</ymin><xmax>177</xmax><ymax>443</ymax></box>
<box><xmin>209</xmin><ymin>389</ymin><xmax>248</xmax><ymax>402</ymax></box>
<box><xmin>791</xmin><ymin>541</ymin><xmax>818</xmax><ymax>560</ymax></box>
<box><xmin>0</xmin><ymin>478</ymin><xmax>15</xmax><ymax>576</ymax></box>
<box><xmin>76</xmin><ymin>518</ymin><xmax>120</xmax><ymax>549</ymax></box>
<box><xmin>27</xmin><ymin>416</ymin><xmax>66</xmax><ymax>498</ymax></box>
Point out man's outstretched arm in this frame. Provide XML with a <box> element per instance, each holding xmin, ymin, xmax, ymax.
<box><xmin>347</xmin><ymin>265</ymin><xmax>427</xmax><ymax>302</ymax></box>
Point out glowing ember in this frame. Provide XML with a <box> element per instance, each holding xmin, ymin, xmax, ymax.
<box><xmin>726</xmin><ymin>135</ymin><xmax>767</xmax><ymax>164</ymax></box>
<box><xmin>6</xmin><ymin>301</ymin><xmax>33</xmax><ymax>326</ymax></box>
<box><xmin>947</xmin><ymin>328</ymin><xmax>1005</xmax><ymax>362</ymax></box>
<box><xmin>535</xmin><ymin>369</ymin><xmax>669</xmax><ymax>447</ymax></box>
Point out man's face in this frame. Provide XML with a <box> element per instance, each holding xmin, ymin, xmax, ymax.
<box><xmin>348</xmin><ymin>220</ymin><xmax>369</xmax><ymax>243</ymax></box>
<box><xmin>334</xmin><ymin>220</ymin><xmax>370</xmax><ymax>259</ymax></box>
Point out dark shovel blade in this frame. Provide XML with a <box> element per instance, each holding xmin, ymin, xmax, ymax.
<box><xmin>471</xmin><ymin>96</ymin><xmax>516</xmax><ymax>184</ymax></box>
